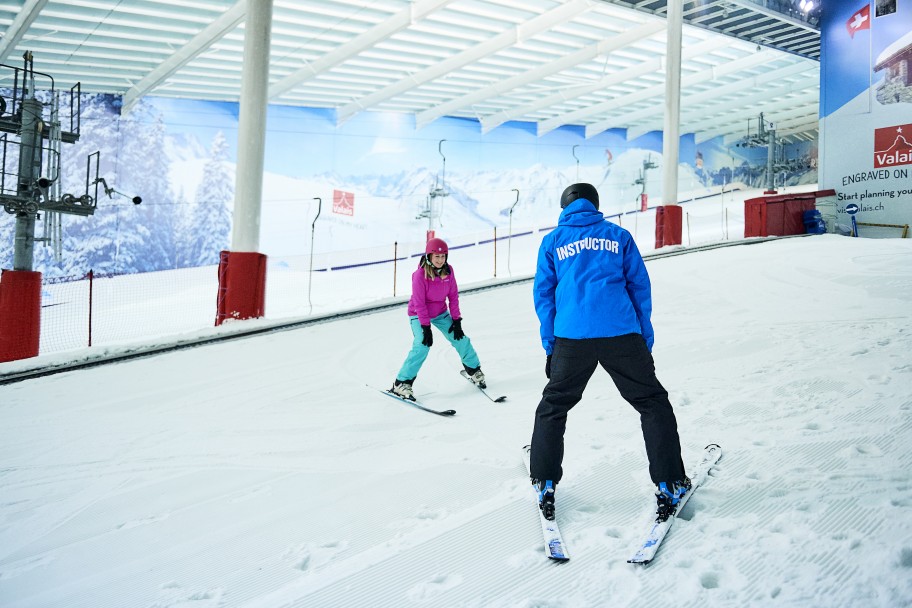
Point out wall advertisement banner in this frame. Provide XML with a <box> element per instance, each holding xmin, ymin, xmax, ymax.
<box><xmin>820</xmin><ymin>0</ymin><xmax>912</xmax><ymax>234</ymax></box>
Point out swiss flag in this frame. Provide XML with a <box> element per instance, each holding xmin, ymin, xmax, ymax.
<box><xmin>846</xmin><ymin>4</ymin><xmax>871</xmax><ymax>38</ymax></box>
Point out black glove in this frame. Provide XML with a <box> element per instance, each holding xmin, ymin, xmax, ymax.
<box><xmin>545</xmin><ymin>355</ymin><xmax>552</xmax><ymax>379</ymax></box>
<box><xmin>421</xmin><ymin>325</ymin><xmax>433</xmax><ymax>347</ymax></box>
<box><xmin>448</xmin><ymin>318</ymin><xmax>465</xmax><ymax>340</ymax></box>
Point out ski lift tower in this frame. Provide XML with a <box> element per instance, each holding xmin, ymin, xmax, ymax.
<box><xmin>0</xmin><ymin>52</ymin><xmax>129</xmax><ymax>362</ymax></box>
<box><xmin>633</xmin><ymin>154</ymin><xmax>658</xmax><ymax>211</ymax></box>
<box><xmin>732</xmin><ymin>113</ymin><xmax>780</xmax><ymax>194</ymax></box>
<box><xmin>416</xmin><ymin>139</ymin><xmax>449</xmax><ymax>241</ymax></box>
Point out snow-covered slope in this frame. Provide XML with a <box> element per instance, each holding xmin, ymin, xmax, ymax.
<box><xmin>1</xmin><ymin>234</ymin><xmax>911</xmax><ymax>607</ymax></box>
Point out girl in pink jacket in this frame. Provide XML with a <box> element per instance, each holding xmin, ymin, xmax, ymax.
<box><xmin>391</xmin><ymin>238</ymin><xmax>485</xmax><ymax>400</ymax></box>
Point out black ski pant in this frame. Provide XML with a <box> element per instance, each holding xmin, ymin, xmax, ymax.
<box><xmin>530</xmin><ymin>333</ymin><xmax>685</xmax><ymax>486</ymax></box>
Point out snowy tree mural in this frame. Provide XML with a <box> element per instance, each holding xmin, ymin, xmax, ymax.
<box><xmin>0</xmin><ymin>88</ymin><xmax>21</xmax><ymax>269</ymax></box>
<box><xmin>25</xmin><ymin>94</ymin><xmax>126</xmax><ymax>278</ymax></box>
<box><xmin>171</xmin><ymin>188</ymin><xmax>192</xmax><ymax>268</ymax></box>
<box><xmin>182</xmin><ymin>132</ymin><xmax>233</xmax><ymax>267</ymax></box>
<box><xmin>0</xmin><ymin>222</ymin><xmax>11</xmax><ymax>270</ymax></box>
<box><xmin>117</xmin><ymin>101</ymin><xmax>177</xmax><ymax>272</ymax></box>
<box><xmin>0</xmin><ymin>95</ymin><xmax>236</xmax><ymax>276</ymax></box>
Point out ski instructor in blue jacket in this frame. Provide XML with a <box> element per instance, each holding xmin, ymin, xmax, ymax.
<box><xmin>528</xmin><ymin>183</ymin><xmax>689</xmax><ymax>523</ymax></box>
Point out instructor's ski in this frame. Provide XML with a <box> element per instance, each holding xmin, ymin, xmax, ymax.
<box><xmin>459</xmin><ymin>370</ymin><xmax>506</xmax><ymax>403</ymax></box>
<box><xmin>627</xmin><ymin>443</ymin><xmax>722</xmax><ymax>564</ymax></box>
<box><xmin>521</xmin><ymin>444</ymin><xmax>570</xmax><ymax>562</ymax></box>
<box><xmin>373</xmin><ymin>387</ymin><xmax>456</xmax><ymax>417</ymax></box>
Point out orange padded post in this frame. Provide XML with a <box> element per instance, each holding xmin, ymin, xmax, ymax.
<box><xmin>0</xmin><ymin>269</ymin><xmax>42</xmax><ymax>362</ymax></box>
<box><xmin>216</xmin><ymin>251</ymin><xmax>267</xmax><ymax>326</ymax></box>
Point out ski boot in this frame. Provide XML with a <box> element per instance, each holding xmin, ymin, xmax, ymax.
<box><xmin>533</xmin><ymin>478</ymin><xmax>556</xmax><ymax>521</ymax></box>
<box><xmin>655</xmin><ymin>476</ymin><xmax>692</xmax><ymax>522</ymax></box>
<box><xmin>463</xmin><ymin>365</ymin><xmax>486</xmax><ymax>389</ymax></box>
<box><xmin>391</xmin><ymin>379</ymin><xmax>415</xmax><ymax>401</ymax></box>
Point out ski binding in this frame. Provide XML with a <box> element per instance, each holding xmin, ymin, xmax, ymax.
<box><xmin>460</xmin><ymin>370</ymin><xmax>506</xmax><ymax>402</ymax></box>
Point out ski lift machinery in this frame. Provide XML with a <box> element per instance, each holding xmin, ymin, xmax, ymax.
<box><xmin>0</xmin><ymin>52</ymin><xmax>140</xmax><ymax>268</ymax></box>
<box><xmin>417</xmin><ymin>140</ymin><xmax>449</xmax><ymax>236</ymax></box>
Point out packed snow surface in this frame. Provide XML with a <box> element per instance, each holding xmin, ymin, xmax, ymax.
<box><xmin>2</xmin><ymin>234</ymin><xmax>911</xmax><ymax>607</ymax></box>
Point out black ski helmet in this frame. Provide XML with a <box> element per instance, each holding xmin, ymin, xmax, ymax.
<box><xmin>560</xmin><ymin>183</ymin><xmax>599</xmax><ymax>209</ymax></box>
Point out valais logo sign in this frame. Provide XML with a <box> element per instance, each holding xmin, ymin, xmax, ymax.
<box><xmin>874</xmin><ymin>124</ymin><xmax>912</xmax><ymax>169</ymax></box>
<box><xmin>333</xmin><ymin>189</ymin><xmax>354</xmax><ymax>216</ymax></box>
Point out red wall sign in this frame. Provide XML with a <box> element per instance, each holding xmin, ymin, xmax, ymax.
<box><xmin>333</xmin><ymin>189</ymin><xmax>354</xmax><ymax>216</ymax></box>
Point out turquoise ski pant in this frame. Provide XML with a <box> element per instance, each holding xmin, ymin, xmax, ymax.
<box><xmin>396</xmin><ymin>311</ymin><xmax>480</xmax><ymax>382</ymax></box>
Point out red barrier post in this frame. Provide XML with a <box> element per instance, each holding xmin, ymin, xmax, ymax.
<box><xmin>654</xmin><ymin>205</ymin><xmax>683</xmax><ymax>248</ymax></box>
<box><xmin>0</xmin><ymin>269</ymin><xmax>43</xmax><ymax>362</ymax></box>
<box><xmin>215</xmin><ymin>251</ymin><xmax>268</xmax><ymax>326</ymax></box>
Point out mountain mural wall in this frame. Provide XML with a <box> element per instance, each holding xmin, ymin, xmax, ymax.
<box><xmin>0</xmin><ymin>95</ymin><xmax>816</xmax><ymax>278</ymax></box>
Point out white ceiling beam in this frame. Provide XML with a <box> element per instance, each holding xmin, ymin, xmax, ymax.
<box><xmin>422</xmin><ymin>19</ymin><xmax>667</xmax><ymax>131</ymax></box>
<box><xmin>627</xmin><ymin>64</ymin><xmax>815</xmax><ymax>136</ymax></box>
<box><xmin>677</xmin><ymin>88</ymin><xmax>817</xmax><ymax>138</ymax></box>
<box><xmin>764</xmin><ymin>29</ymin><xmax>816</xmax><ymax>46</ymax></box>
<box><xmin>687</xmin><ymin>93</ymin><xmax>818</xmax><ymax>136</ymax></box>
<box><xmin>772</xmin><ymin>113</ymin><xmax>820</xmax><ymax>130</ymax></box>
<box><xmin>617</xmin><ymin>64</ymin><xmax>820</xmax><ymax>141</ymax></box>
<box><xmin>0</xmin><ymin>0</ymin><xmax>49</xmax><ymax>64</ymax></box>
<box><xmin>481</xmin><ymin>58</ymin><xmax>661</xmax><ymax>134</ymax></box>
<box><xmin>628</xmin><ymin>90</ymin><xmax>807</xmax><ymax>141</ymax></box>
<box><xmin>682</xmin><ymin>0</ymin><xmax>728</xmax><ymax>19</ymax></box>
<box><xmin>668</xmin><ymin>96</ymin><xmax>819</xmax><ymax>137</ymax></box>
<box><xmin>722</xmin><ymin>0</ymin><xmax>819</xmax><ymax>34</ymax></box>
<box><xmin>269</xmin><ymin>0</ymin><xmax>454</xmax><ymax>101</ymax></box>
<box><xmin>762</xmin><ymin>104</ymin><xmax>821</xmax><ymax>126</ymax></box>
<box><xmin>121</xmin><ymin>0</ymin><xmax>246</xmax><ymax>112</ymax></box>
<box><xmin>713</xmin><ymin>116</ymin><xmax>819</xmax><ymax>146</ymax></box>
<box><xmin>575</xmin><ymin>48</ymin><xmax>771</xmax><ymax>138</ymax></box>
<box><xmin>335</xmin><ymin>0</ymin><xmax>593</xmax><ymax>125</ymax></box>
<box><xmin>717</xmin><ymin>132</ymin><xmax>745</xmax><ymax>146</ymax></box>
<box><xmin>739</xmin><ymin>18</ymin><xmax>788</xmax><ymax>37</ymax></box>
<box><xmin>479</xmin><ymin>31</ymin><xmax>724</xmax><ymax>134</ymax></box>
<box><xmin>776</xmin><ymin>123</ymin><xmax>819</xmax><ymax>139</ymax></box>
<box><xmin>698</xmin><ymin>104</ymin><xmax>819</xmax><ymax>144</ymax></box>
<box><xmin>711</xmin><ymin>11</ymin><xmax>765</xmax><ymax>31</ymax></box>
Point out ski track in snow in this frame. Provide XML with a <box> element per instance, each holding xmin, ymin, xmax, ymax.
<box><xmin>1</xmin><ymin>236</ymin><xmax>912</xmax><ymax>607</ymax></box>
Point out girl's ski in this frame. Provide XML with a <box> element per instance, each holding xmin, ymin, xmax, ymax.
<box><xmin>374</xmin><ymin>387</ymin><xmax>456</xmax><ymax>416</ymax></box>
<box><xmin>460</xmin><ymin>370</ymin><xmax>506</xmax><ymax>402</ymax></box>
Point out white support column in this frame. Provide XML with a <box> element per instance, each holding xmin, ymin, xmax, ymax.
<box><xmin>232</xmin><ymin>0</ymin><xmax>272</xmax><ymax>253</ymax></box>
<box><xmin>661</xmin><ymin>0</ymin><xmax>683</xmax><ymax>205</ymax></box>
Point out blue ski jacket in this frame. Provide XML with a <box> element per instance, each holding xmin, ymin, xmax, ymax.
<box><xmin>533</xmin><ymin>198</ymin><xmax>654</xmax><ymax>355</ymax></box>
